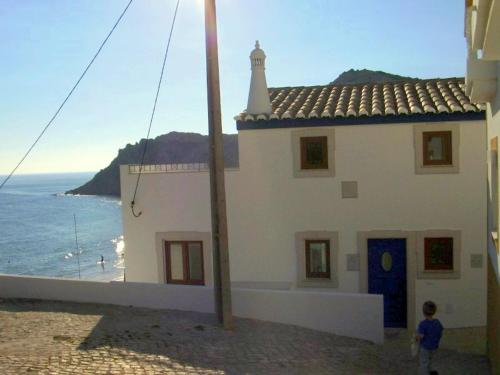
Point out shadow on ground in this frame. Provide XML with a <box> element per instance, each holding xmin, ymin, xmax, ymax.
<box><xmin>0</xmin><ymin>299</ymin><xmax>491</xmax><ymax>374</ymax></box>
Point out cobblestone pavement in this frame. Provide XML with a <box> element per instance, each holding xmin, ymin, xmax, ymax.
<box><xmin>0</xmin><ymin>299</ymin><xmax>491</xmax><ymax>374</ymax></box>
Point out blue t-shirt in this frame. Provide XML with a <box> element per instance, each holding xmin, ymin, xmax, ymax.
<box><xmin>418</xmin><ymin>318</ymin><xmax>443</xmax><ymax>350</ymax></box>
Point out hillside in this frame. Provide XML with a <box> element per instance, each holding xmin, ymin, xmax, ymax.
<box><xmin>66</xmin><ymin>132</ymin><xmax>238</xmax><ymax>197</ymax></box>
<box><xmin>331</xmin><ymin>69</ymin><xmax>419</xmax><ymax>85</ymax></box>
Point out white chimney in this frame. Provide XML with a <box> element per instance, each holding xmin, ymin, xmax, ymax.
<box><xmin>246</xmin><ymin>41</ymin><xmax>272</xmax><ymax>115</ymax></box>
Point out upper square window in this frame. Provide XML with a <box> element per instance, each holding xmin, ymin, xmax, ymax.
<box><xmin>292</xmin><ymin>129</ymin><xmax>335</xmax><ymax>178</ymax></box>
<box><xmin>165</xmin><ymin>241</ymin><xmax>204</xmax><ymax>285</ymax></box>
<box><xmin>305</xmin><ymin>239</ymin><xmax>330</xmax><ymax>279</ymax></box>
<box><xmin>300</xmin><ymin>136</ymin><xmax>328</xmax><ymax>170</ymax></box>
<box><xmin>424</xmin><ymin>237</ymin><xmax>453</xmax><ymax>270</ymax></box>
<box><xmin>414</xmin><ymin>125</ymin><xmax>459</xmax><ymax>175</ymax></box>
<box><xmin>422</xmin><ymin>131</ymin><xmax>452</xmax><ymax>166</ymax></box>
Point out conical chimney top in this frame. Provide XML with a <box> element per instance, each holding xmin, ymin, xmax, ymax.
<box><xmin>247</xmin><ymin>41</ymin><xmax>272</xmax><ymax>115</ymax></box>
<box><xmin>250</xmin><ymin>40</ymin><xmax>266</xmax><ymax>61</ymax></box>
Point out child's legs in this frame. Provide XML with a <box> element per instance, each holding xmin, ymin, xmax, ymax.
<box><xmin>428</xmin><ymin>350</ymin><xmax>436</xmax><ymax>371</ymax></box>
<box><xmin>418</xmin><ymin>348</ymin><xmax>434</xmax><ymax>375</ymax></box>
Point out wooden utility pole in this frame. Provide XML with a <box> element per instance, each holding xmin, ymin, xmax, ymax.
<box><xmin>204</xmin><ymin>0</ymin><xmax>233</xmax><ymax>329</ymax></box>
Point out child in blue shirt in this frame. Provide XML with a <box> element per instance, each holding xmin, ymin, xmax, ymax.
<box><xmin>416</xmin><ymin>301</ymin><xmax>443</xmax><ymax>375</ymax></box>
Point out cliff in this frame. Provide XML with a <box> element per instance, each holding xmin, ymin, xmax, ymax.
<box><xmin>66</xmin><ymin>132</ymin><xmax>238</xmax><ymax>197</ymax></box>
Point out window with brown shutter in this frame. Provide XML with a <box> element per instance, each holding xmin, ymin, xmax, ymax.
<box><xmin>165</xmin><ymin>241</ymin><xmax>204</xmax><ymax>285</ymax></box>
<box><xmin>422</xmin><ymin>131</ymin><xmax>452</xmax><ymax>166</ymax></box>
<box><xmin>305</xmin><ymin>239</ymin><xmax>331</xmax><ymax>278</ymax></box>
<box><xmin>424</xmin><ymin>237</ymin><xmax>453</xmax><ymax>270</ymax></box>
<box><xmin>300</xmin><ymin>136</ymin><xmax>328</xmax><ymax>169</ymax></box>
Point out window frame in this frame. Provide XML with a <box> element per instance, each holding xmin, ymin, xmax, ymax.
<box><xmin>292</xmin><ymin>129</ymin><xmax>335</xmax><ymax>178</ymax></box>
<box><xmin>295</xmin><ymin>231</ymin><xmax>338</xmax><ymax>288</ymax></box>
<box><xmin>305</xmin><ymin>239</ymin><xmax>331</xmax><ymax>279</ymax></box>
<box><xmin>300</xmin><ymin>136</ymin><xmax>329</xmax><ymax>170</ymax></box>
<box><xmin>422</xmin><ymin>131</ymin><xmax>452</xmax><ymax>166</ymax></box>
<box><xmin>424</xmin><ymin>237</ymin><xmax>454</xmax><ymax>271</ymax></box>
<box><xmin>413</xmin><ymin>124</ymin><xmax>460</xmax><ymax>175</ymax></box>
<box><xmin>165</xmin><ymin>240</ymin><xmax>205</xmax><ymax>285</ymax></box>
<box><xmin>415</xmin><ymin>230</ymin><xmax>461</xmax><ymax>279</ymax></box>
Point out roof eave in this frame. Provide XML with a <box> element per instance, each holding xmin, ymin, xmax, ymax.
<box><xmin>236</xmin><ymin>111</ymin><xmax>486</xmax><ymax>130</ymax></box>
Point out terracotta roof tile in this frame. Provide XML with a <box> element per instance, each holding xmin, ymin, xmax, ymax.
<box><xmin>235</xmin><ymin>78</ymin><xmax>482</xmax><ymax>122</ymax></box>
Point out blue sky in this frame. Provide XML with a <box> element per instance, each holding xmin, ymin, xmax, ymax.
<box><xmin>0</xmin><ymin>0</ymin><xmax>467</xmax><ymax>174</ymax></box>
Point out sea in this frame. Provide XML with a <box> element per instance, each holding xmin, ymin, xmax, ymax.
<box><xmin>0</xmin><ymin>172</ymin><xmax>124</xmax><ymax>281</ymax></box>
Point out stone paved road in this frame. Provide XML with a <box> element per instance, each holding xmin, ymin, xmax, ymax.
<box><xmin>0</xmin><ymin>299</ymin><xmax>491</xmax><ymax>374</ymax></box>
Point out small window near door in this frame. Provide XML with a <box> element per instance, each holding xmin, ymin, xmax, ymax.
<box><xmin>422</xmin><ymin>131</ymin><xmax>452</xmax><ymax>166</ymax></box>
<box><xmin>305</xmin><ymin>240</ymin><xmax>330</xmax><ymax>278</ymax></box>
<box><xmin>165</xmin><ymin>241</ymin><xmax>204</xmax><ymax>285</ymax></box>
<box><xmin>300</xmin><ymin>136</ymin><xmax>328</xmax><ymax>169</ymax></box>
<box><xmin>424</xmin><ymin>237</ymin><xmax>453</xmax><ymax>270</ymax></box>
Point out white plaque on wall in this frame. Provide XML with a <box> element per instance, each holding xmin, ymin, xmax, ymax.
<box><xmin>470</xmin><ymin>254</ymin><xmax>483</xmax><ymax>268</ymax></box>
<box><xmin>346</xmin><ymin>254</ymin><xmax>360</xmax><ymax>271</ymax></box>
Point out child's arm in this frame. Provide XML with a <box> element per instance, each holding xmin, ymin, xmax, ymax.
<box><xmin>416</xmin><ymin>321</ymin><xmax>425</xmax><ymax>342</ymax></box>
<box><xmin>437</xmin><ymin>321</ymin><xmax>444</xmax><ymax>341</ymax></box>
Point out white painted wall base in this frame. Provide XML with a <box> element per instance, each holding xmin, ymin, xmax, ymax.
<box><xmin>232</xmin><ymin>288</ymin><xmax>383</xmax><ymax>343</ymax></box>
<box><xmin>0</xmin><ymin>274</ymin><xmax>383</xmax><ymax>344</ymax></box>
<box><xmin>0</xmin><ymin>274</ymin><xmax>214</xmax><ymax>313</ymax></box>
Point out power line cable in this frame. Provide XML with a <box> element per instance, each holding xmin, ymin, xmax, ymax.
<box><xmin>0</xmin><ymin>0</ymin><xmax>134</xmax><ymax>190</ymax></box>
<box><xmin>130</xmin><ymin>0</ymin><xmax>181</xmax><ymax>218</ymax></box>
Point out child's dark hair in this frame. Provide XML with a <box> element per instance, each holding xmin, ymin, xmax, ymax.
<box><xmin>423</xmin><ymin>301</ymin><xmax>437</xmax><ymax>316</ymax></box>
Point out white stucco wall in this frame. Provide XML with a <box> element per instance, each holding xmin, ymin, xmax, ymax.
<box><xmin>121</xmin><ymin>119</ymin><xmax>487</xmax><ymax>328</ymax></box>
<box><xmin>0</xmin><ymin>274</ymin><xmax>384</xmax><ymax>343</ymax></box>
<box><xmin>486</xmin><ymin>61</ymin><xmax>500</xmax><ymax>280</ymax></box>
<box><xmin>121</xmin><ymin>170</ymin><xmax>214</xmax><ymax>284</ymax></box>
<box><xmin>466</xmin><ymin>7</ymin><xmax>500</xmax><ymax>371</ymax></box>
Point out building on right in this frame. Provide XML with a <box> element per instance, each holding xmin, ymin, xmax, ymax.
<box><xmin>465</xmin><ymin>1</ymin><xmax>500</xmax><ymax>373</ymax></box>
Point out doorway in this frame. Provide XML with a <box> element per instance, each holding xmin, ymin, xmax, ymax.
<box><xmin>367</xmin><ymin>238</ymin><xmax>407</xmax><ymax>328</ymax></box>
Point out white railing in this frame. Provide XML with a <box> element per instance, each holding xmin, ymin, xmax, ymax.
<box><xmin>128</xmin><ymin>163</ymin><xmax>209</xmax><ymax>174</ymax></box>
<box><xmin>128</xmin><ymin>163</ymin><xmax>239</xmax><ymax>174</ymax></box>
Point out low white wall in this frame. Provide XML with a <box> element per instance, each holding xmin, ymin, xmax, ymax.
<box><xmin>232</xmin><ymin>288</ymin><xmax>383</xmax><ymax>343</ymax></box>
<box><xmin>0</xmin><ymin>274</ymin><xmax>214</xmax><ymax>313</ymax></box>
<box><xmin>0</xmin><ymin>274</ymin><xmax>383</xmax><ymax>344</ymax></box>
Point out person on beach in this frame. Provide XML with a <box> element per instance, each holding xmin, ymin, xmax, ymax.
<box><xmin>100</xmin><ymin>255</ymin><xmax>104</xmax><ymax>263</ymax></box>
<box><xmin>416</xmin><ymin>301</ymin><xmax>443</xmax><ymax>375</ymax></box>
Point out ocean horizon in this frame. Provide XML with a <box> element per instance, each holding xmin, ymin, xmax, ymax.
<box><xmin>0</xmin><ymin>172</ymin><xmax>124</xmax><ymax>281</ymax></box>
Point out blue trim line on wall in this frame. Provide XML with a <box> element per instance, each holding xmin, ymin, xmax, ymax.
<box><xmin>236</xmin><ymin>111</ymin><xmax>485</xmax><ymax>130</ymax></box>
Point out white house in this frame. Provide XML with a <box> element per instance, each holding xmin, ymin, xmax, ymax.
<box><xmin>465</xmin><ymin>0</ymin><xmax>500</xmax><ymax>371</ymax></box>
<box><xmin>120</xmin><ymin>42</ymin><xmax>487</xmax><ymax>330</ymax></box>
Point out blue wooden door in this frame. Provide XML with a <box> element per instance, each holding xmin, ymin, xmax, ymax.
<box><xmin>368</xmin><ymin>238</ymin><xmax>407</xmax><ymax>328</ymax></box>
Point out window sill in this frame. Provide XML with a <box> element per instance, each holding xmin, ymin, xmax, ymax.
<box><xmin>417</xmin><ymin>269</ymin><xmax>460</xmax><ymax>279</ymax></box>
<box><xmin>167</xmin><ymin>281</ymin><xmax>205</xmax><ymax>286</ymax></box>
<box><xmin>298</xmin><ymin>278</ymin><xmax>338</xmax><ymax>288</ymax></box>
<box><xmin>415</xmin><ymin>164</ymin><xmax>459</xmax><ymax>174</ymax></box>
<box><xmin>295</xmin><ymin>169</ymin><xmax>335</xmax><ymax>178</ymax></box>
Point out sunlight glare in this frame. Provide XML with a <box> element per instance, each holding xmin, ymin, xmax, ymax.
<box><xmin>195</xmin><ymin>0</ymin><xmax>204</xmax><ymax>12</ymax></box>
